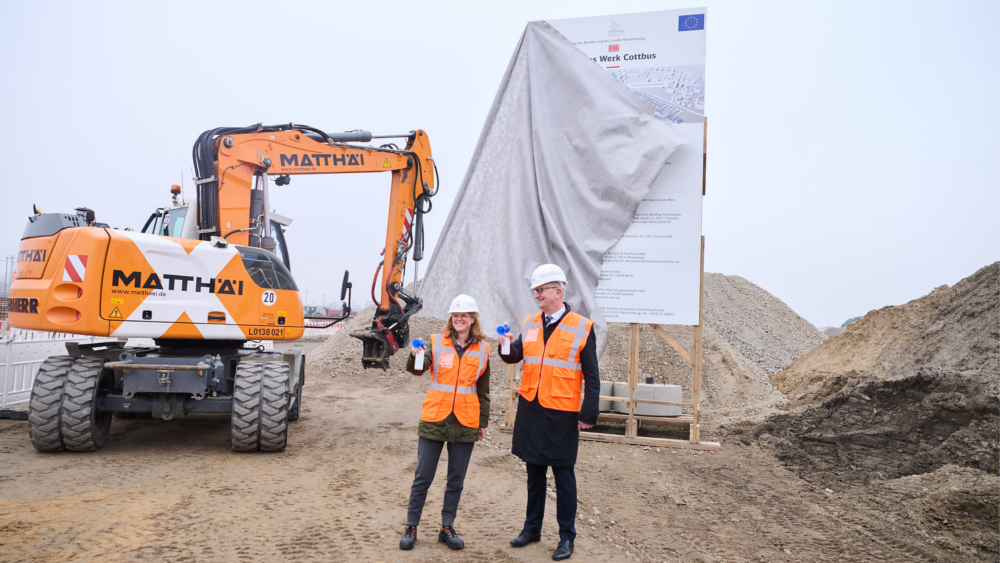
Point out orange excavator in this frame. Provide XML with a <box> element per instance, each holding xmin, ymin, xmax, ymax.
<box><xmin>7</xmin><ymin>123</ymin><xmax>437</xmax><ymax>452</ymax></box>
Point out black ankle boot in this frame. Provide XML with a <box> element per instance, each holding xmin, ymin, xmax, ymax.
<box><xmin>438</xmin><ymin>525</ymin><xmax>465</xmax><ymax>550</ymax></box>
<box><xmin>399</xmin><ymin>525</ymin><xmax>417</xmax><ymax>550</ymax></box>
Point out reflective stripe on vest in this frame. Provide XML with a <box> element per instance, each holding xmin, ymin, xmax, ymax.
<box><xmin>517</xmin><ymin>310</ymin><xmax>593</xmax><ymax>411</ymax></box>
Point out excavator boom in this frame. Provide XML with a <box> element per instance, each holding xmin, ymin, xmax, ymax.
<box><xmin>191</xmin><ymin>124</ymin><xmax>437</xmax><ymax>368</ymax></box>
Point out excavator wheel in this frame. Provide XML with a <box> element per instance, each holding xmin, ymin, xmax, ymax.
<box><xmin>231</xmin><ymin>362</ymin><xmax>263</xmax><ymax>452</ymax></box>
<box><xmin>259</xmin><ymin>362</ymin><xmax>290</xmax><ymax>452</ymax></box>
<box><xmin>231</xmin><ymin>361</ymin><xmax>290</xmax><ymax>452</ymax></box>
<box><xmin>288</xmin><ymin>360</ymin><xmax>304</xmax><ymax>423</ymax></box>
<box><xmin>28</xmin><ymin>356</ymin><xmax>76</xmax><ymax>452</ymax></box>
<box><xmin>60</xmin><ymin>358</ymin><xmax>114</xmax><ymax>452</ymax></box>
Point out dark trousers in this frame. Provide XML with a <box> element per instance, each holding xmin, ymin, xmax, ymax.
<box><xmin>406</xmin><ymin>437</ymin><xmax>475</xmax><ymax>527</ymax></box>
<box><xmin>523</xmin><ymin>462</ymin><xmax>577</xmax><ymax>541</ymax></box>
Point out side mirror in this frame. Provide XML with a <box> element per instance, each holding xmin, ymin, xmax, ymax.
<box><xmin>340</xmin><ymin>271</ymin><xmax>352</xmax><ymax>301</ymax></box>
<box><xmin>340</xmin><ymin>271</ymin><xmax>352</xmax><ymax>318</ymax></box>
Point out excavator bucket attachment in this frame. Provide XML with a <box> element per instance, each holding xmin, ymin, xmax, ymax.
<box><xmin>351</xmin><ymin>328</ymin><xmax>397</xmax><ymax>370</ymax></box>
<box><xmin>350</xmin><ymin>288</ymin><xmax>419</xmax><ymax>369</ymax></box>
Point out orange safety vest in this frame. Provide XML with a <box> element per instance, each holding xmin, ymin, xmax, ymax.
<box><xmin>420</xmin><ymin>333</ymin><xmax>490</xmax><ymax>428</ymax></box>
<box><xmin>518</xmin><ymin>310</ymin><xmax>594</xmax><ymax>412</ymax></box>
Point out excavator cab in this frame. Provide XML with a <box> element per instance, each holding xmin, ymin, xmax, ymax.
<box><xmin>139</xmin><ymin>196</ymin><xmax>293</xmax><ymax>271</ymax></box>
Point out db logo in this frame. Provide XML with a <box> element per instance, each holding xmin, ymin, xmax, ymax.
<box><xmin>609</xmin><ymin>44</ymin><xmax>620</xmax><ymax>52</ymax></box>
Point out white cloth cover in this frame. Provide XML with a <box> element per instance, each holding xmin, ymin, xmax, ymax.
<box><xmin>418</xmin><ymin>21</ymin><xmax>688</xmax><ymax>354</ymax></box>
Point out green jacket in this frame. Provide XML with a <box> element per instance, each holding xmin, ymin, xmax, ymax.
<box><xmin>406</xmin><ymin>338</ymin><xmax>490</xmax><ymax>443</ymax></box>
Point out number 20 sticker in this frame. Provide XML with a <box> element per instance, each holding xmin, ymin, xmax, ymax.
<box><xmin>262</xmin><ymin>290</ymin><xmax>277</xmax><ymax>306</ymax></box>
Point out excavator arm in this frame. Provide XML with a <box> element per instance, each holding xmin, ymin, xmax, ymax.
<box><xmin>192</xmin><ymin>124</ymin><xmax>437</xmax><ymax>368</ymax></box>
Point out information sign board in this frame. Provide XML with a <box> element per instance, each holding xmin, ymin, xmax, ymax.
<box><xmin>550</xmin><ymin>9</ymin><xmax>706</xmax><ymax>325</ymax></box>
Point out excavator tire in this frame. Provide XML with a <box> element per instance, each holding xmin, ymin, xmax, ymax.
<box><xmin>28</xmin><ymin>356</ymin><xmax>76</xmax><ymax>452</ymax></box>
<box><xmin>61</xmin><ymin>357</ymin><xmax>113</xmax><ymax>452</ymax></box>
<box><xmin>231</xmin><ymin>362</ymin><xmax>264</xmax><ymax>452</ymax></box>
<box><xmin>288</xmin><ymin>360</ymin><xmax>304</xmax><ymax>422</ymax></box>
<box><xmin>231</xmin><ymin>361</ymin><xmax>290</xmax><ymax>452</ymax></box>
<box><xmin>259</xmin><ymin>362</ymin><xmax>290</xmax><ymax>452</ymax></box>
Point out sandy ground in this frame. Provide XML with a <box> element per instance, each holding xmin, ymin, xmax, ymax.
<box><xmin>1</xmin><ymin>369</ymin><xmax>985</xmax><ymax>563</ymax></box>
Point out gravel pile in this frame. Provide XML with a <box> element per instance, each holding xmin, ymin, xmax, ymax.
<box><xmin>702</xmin><ymin>273</ymin><xmax>826</xmax><ymax>375</ymax></box>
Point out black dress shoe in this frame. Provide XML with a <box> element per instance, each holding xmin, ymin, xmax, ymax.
<box><xmin>510</xmin><ymin>530</ymin><xmax>542</xmax><ymax>547</ymax></box>
<box><xmin>399</xmin><ymin>525</ymin><xmax>417</xmax><ymax>550</ymax></box>
<box><xmin>552</xmin><ymin>539</ymin><xmax>574</xmax><ymax>560</ymax></box>
<box><xmin>438</xmin><ymin>525</ymin><xmax>465</xmax><ymax>550</ymax></box>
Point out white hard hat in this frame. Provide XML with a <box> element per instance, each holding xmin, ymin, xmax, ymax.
<box><xmin>448</xmin><ymin>294</ymin><xmax>480</xmax><ymax>313</ymax></box>
<box><xmin>530</xmin><ymin>264</ymin><xmax>567</xmax><ymax>289</ymax></box>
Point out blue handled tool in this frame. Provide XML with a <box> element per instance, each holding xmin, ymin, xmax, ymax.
<box><xmin>497</xmin><ymin>324</ymin><xmax>511</xmax><ymax>354</ymax></box>
<box><xmin>412</xmin><ymin>338</ymin><xmax>426</xmax><ymax>370</ymax></box>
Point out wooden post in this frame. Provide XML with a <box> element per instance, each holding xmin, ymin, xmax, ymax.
<box><xmin>689</xmin><ymin>236</ymin><xmax>705</xmax><ymax>443</ymax></box>
<box><xmin>504</xmin><ymin>364</ymin><xmax>518</xmax><ymax>426</ymax></box>
<box><xmin>626</xmin><ymin>323</ymin><xmax>639</xmax><ymax>438</ymax></box>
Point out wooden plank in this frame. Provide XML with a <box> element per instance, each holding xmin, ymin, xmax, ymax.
<box><xmin>598</xmin><ymin>396</ymin><xmax>694</xmax><ymax>408</ymax></box>
<box><xmin>597</xmin><ymin>412</ymin><xmax>694</xmax><ymax>427</ymax></box>
<box><xmin>690</xmin><ymin>236</ymin><xmax>705</xmax><ymax>444</ymax></box>
<box><xmin>504</xmin><ymin>364</ymin><xmax>518</xmax><ymax>426</ymax></box>
<box><xmin>626</xmin><ymin>323</ymin><xmax>639</xmax><ymax>438</ymax></box>
<box><xmin>649</xmin><ymin>324</ymin><xmax>693</xmax><ymax>364</ymax></box>
<box><xmin>579</xmin><ymin>431</ymin><xmax>720</xmax><ymax>451</ymax></box>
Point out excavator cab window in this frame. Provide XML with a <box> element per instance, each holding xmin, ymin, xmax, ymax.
<box><xmin>141</xmin><ymin>210</ymin><xmax>163</xmax><ymax>235</ymax></box>
<box><xmin>237</xmin><ymin>246</ymin><xmax>298</xmax><ymax>291</ymax></box>
<box><xmin>270</xmin><ymin>219</ymin><xmax>291</xmax><ymax>271</ymax></box>
<box><xmin>166</xmin><ymin>208</ymin><xmax>187</xmax><ymax>238</ymax></box>
<box><xmin>141</xmin><ymin>208</ymin><xmax>187</xmax><ymax>238</ymax></box>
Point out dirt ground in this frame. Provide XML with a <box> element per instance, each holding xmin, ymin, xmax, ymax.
<box><xmin>1</xmin><ymin>367</ymin><xmax>992</xmax><ymax>563</ymax></box>
<box><xmin>1</xmin><ymin>267</ymin><xmax>995</xmax><ymax>562</ymax></box>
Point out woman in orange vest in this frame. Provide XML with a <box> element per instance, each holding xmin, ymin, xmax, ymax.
<box><xmin>399</xmin><ymin>294</ymin><xmax>491</xmax><ymax>551</ymax></box>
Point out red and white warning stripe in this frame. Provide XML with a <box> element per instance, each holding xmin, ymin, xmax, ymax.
<box><xmin>402</xmin><ymin>209</ymin><xmax>413</xmax><ymax>235</ymax></box>
<box><xmin>63</xmin><ymin>255</ymin><xmax>88</xmax><ymax>282</ymax></box>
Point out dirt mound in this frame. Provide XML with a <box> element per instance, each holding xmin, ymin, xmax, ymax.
<box><xmin>758</xmin><ymin>368</ymin><xmax>998</xmax><ymax>485</ymax></box>
<box><xmin>756</xmin><ymin>371</ymin><xmax>1000</xmax><ymax>563</ymax></box>
<box><xmin>752</xmin><ymin>263</ymin><xmax>1000</xmax><ymax>561</ymax></box>
<box><xmin>879</xmin><ymin>465</ymin><xmax>999</xmax><ymax>558</ymax></box>
<box><xmin>772</xmin><ymin>262</ymin><xmax>1000</xmax><ymax>408</ymax></box>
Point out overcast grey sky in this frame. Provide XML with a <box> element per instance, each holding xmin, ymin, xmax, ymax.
<box><xmin>1</xmin><ymin>0</ymin><xmax>997</xmax><ymax>328</ymax></box>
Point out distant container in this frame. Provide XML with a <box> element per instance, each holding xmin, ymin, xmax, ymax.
<box><xmin>599</xmin><ymin>381</ymin><xmax>614</xmax><ymax>412</ymax></box>
<box><xmin>612</xmin><ymin>382</ymin><xmax>682</xmax><ymax>417</ymax></box>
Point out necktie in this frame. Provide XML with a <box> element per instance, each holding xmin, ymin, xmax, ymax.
<box><xmin>544</xmin><ymin>315</ymin><xmax>553</xmax><ymax>326</ymax></box>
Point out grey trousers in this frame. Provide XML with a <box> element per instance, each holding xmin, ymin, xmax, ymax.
<box><xmin>406</xmin><ymin>437</ymin><xmax>475</xmax><ymax>527</ymax></box>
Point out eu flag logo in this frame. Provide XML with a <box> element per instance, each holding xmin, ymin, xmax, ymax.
<box><xmin>678</xmin><ymin>14</ymin><xmax>705</xmax><ymax>31</ymax></box>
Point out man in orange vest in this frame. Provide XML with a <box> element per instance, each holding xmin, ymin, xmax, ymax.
<box><xmin>498</xmin><ymin>264</ymin><xmax>600</xmax><ymax>561</ymax></box>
